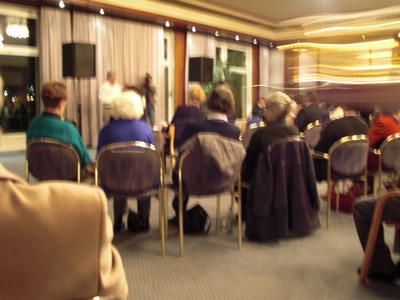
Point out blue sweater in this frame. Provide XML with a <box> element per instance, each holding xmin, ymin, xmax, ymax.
<box><xmin>97</xmin><ymin>119</ymin><xmax>154</xmax><ymax>153</ymax></box>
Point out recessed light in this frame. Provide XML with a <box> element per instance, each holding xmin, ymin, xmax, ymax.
<box><xmin>192</xmin><ymin>26</ymin><xmax>196</xmax><ymax>33</ymax></box>
<box><xmin>253</xmin><ymin>39</ymin><xmax>257</xmax><ymax>45</ymax></box>
<box><xmin>215</xmin><ymin>31</ymin><xmax>219</xmax><ymax>37</ymax></box>
<box><xmin>235</xmin><ymin>35</ymin><xmax>239</xmax><ymax>41</ymax></box>
<box><xmin>59</xmin><ymin>1</ymin><xmax>65</xmax><ymax>9</ymax></box>
<box><xmin>99</xmin><ymin>8</ymin><xmax>105</xmax><ymax>15</ymax></box>
<box><xmin>165</xmin><ymin>21</ymin><xmax>170</xmax><ymax>28</ymax></box>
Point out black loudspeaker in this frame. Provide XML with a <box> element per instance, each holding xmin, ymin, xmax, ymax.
<box><xmin>62</xmin><ymin>43</ymin><xmax>96</xmax><ymax>77</ymax></box>
<box><xmin>189</xmin><ymin>57</ymin><xmax>213</xmax><ymax>83</ymax></box>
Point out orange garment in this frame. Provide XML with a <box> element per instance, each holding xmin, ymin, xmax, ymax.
<box><xmin>368</xmin><ymin>114</ymin><xmax>400</xmax><ymax>149</ymax></box>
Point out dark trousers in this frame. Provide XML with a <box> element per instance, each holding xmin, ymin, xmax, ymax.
<box><xmin>171</xmin><ymin>169</ymin><xmax>189</xmax><ymax>216</ymax></box>
<box><xmin>353</xmin><ymin>196</ymin><xmax>400</xmax><ymax>275</ymax></box>
<box><xmin>113</xmin><ymin>196</ymin><xmax>151</xmax><ymax>221</ymax></box>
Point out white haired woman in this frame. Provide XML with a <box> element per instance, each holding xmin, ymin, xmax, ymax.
<box><xmin>97</xmin><ymin>90</ymin><xmax>153</xmax><ymax>232</ymax></box>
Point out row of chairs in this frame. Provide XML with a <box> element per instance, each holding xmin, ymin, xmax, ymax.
<box><xmin>25</xmin><ymin>133</ymin><xmax>242</xmax><ymax>257</ymax></box>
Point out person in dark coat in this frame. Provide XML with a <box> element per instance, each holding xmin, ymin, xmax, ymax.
<box><xmin>313</xmin><ymin>105</ymin><xmax>369</xmax><ymax>181</ymax></box>
<box><xmin>241</xmin><ymin>91</ymin><xmax>298</xmax><ymax>220</ymax></box>
<box><xmin>294</xmin><ymin>91</ymin><xmax>327</xmax><ymax>132</ymax></box>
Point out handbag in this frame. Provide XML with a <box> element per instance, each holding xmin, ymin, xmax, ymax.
<box><xmin>184</xmin><ymin>204</ymin><xmax>211</xmax><ymax>235</ymax></box>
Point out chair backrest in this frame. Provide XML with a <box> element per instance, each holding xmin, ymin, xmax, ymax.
<box><xmin>178</xmin><ymin>133</ymin><xmax>245</xmax><ymax>196</ymax></box>
<box><xmin>303</xmin><ymin>120</ymin><xmax>323</xmax><ymax>148</ymax></box>
<box><xmin>95</xmin><ymin>141</ymin><xmax>163</xmax><ymax>197</ymax></box>
<box><xmin>380</xmin><ymin>133</ymin><xmax>400</xmax><ymax>172</ymax></box>
<box><xmin>328</xmin><ymin>134</ymin><xmax>369</xmax><ymax>178</ymax></box>
<box><xmin>241</xmin><ymin>123</ymin><xmax>264</xmax><ymax>149</ymax></box>
<box><xmin>152</xmin><ymin>128</ymin><xmax>165</xmax><ymax>156</ymax></box>
<box><xmin>26</xmin><ymin>137</ymin><xmax>81</xmax><ymax>182</ymax></box>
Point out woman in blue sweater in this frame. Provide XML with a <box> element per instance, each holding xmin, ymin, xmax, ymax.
<box><xmin>97</xmin><ymin>90</ymin><xmax>154</xmax><ymax>232</ymax></box>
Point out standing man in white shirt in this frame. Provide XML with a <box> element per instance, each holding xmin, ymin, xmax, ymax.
<box><xmin>98</xmin><ymin>71</ymin><xmax>122</xmax><ymax>124</ymax></box>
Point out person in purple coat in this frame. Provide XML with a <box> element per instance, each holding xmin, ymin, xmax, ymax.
<box><xmin>97</xmin><ymin>90</ymin><xmax>154</xmax><ymax>232</ymax></box>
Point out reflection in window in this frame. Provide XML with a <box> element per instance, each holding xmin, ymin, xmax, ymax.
<box><xmin>0</xmin><ymin>16</ymin><xmax>37</xmax><ymax>47</ymax></box>
<box><xmin>0</xmin><ymin>56</ymin><xmax>38</xmax><ymax>132</ymax></box>
<box><xmin>228</xmin><ymin>49</ymin><xmax>245</xmax><ymax>67</ymax></box>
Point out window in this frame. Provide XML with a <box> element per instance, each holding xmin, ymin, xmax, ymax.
<box><xmin>0</xmin><ymin>5</ymin><xmax>39</xmax><ymax>133</ymax></box>
<box><xmin>215</xmin><ymin>41</ymin><xmax>252</xmax><ymax>119</ymax></box>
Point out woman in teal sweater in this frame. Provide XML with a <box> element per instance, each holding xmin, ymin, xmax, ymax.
<box><xmin>26</xmin><ymin>82</ymin><xmax>91</xmax><ymax>168</ymax></box>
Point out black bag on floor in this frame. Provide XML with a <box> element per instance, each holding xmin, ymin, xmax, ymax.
<box><xmin>127</xmin><ymin>209</ymin><xmax>141</xmax><ymax>233</ymax></box>
<box><xmin>184</xmin><ymin>204</ymin><xmax>211</xmax><ymax>235</ymax></box>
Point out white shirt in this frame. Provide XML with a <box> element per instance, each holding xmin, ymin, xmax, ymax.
<box><xmin>98</xmin><ymin>81</ymin><xmax>122</xmax><ymax>107</ymax></box>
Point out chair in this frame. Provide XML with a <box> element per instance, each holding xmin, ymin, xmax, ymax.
<box><xmin>243</xmin><ymin>136</ymin><xmax>321</xmax><ymax>241</ymax></box>
<box><xmin>313</xmin><ymin>135</ymin><xmax>369</xmax><ymax>229</ymax></box>
<box><xmin>302</xmin><ymin>120</ymin><xmax>323</xmax><ymax>149</ymax></box>
<box><xmin>94</xmin><ymin>141</ymin><xmax>165</xmax><ymax>256</ymax></box>
<box><xmin>168</xmin><ymin>132</ymin><xmax>246</xmax><ymax>256</ymax></box>
<box><xmin>26</xmin><ymin>137</ymin><xmax>81</xmax><ymax>182</ymax></box>
<box><xmin>241</xmin><ymin>122</ymin><xmax>264</xmax><ymax>149</ymax></box>
<box><xmin>358</xmin><ymin>190</ymin><xmax>400</xmax><ymax>284</ymax></box>
<box><xmin>369</xmin><ymin>133</ymin><xmax>400</xmax><ymax>195</ymax></box>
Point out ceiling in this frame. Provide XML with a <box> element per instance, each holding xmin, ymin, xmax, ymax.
<box><xmin>8</xmin><ymin>0</ymin><xmax>400</xmax><ymax>43</ymax></box>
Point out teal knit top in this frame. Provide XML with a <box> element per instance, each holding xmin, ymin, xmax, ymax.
<box><xmin>26</xmin><ymin>114</ymin><xmax>91</xmax><ymax>167</ymax></box>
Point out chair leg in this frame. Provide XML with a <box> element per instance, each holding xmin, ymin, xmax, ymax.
<box><xmin>216</xmin><ymin>195</ymin><xmax>221</xmax><ymax>234</ymax></box>
<box><xmin>237</xmin><ymin>184</ymin><xmax>242</xmax><ymax>250</ymax></box>
<box><xmin>165</xmin><ymin>188</ymin><xmax>169</xmax><ymax>238</ymax></box>
<box><xmin>159</xmin><ymin>187</ymin><xmax>165</xmax><ymax>257</ymax></box>
<box><xmin>178</xmin><ymin>185</ymin><xmax>184</xmax><ymax>256</ymax></box>
<box><xmin>327</xmin><ymin>180</ymin><xmax>332</xmax><ymax>230</ymax></box>
<box><xmin>336</xmin><ymin>181</ymin><xmax>340</xmax><ymax>213</ymax></box>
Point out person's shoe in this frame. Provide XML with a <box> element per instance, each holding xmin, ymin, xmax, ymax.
<box><xmin>168</xmin><ymin>215</ymin><xmax>179</xmax><ymax>226</ymax></box>
<box><xmin>139</xmin><ymin>217</ymin><xmax>150</xmax><ymax>232</ymax></box>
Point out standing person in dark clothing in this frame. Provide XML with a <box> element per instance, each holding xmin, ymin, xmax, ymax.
<box><xmin>140</xmin><ymin>72</ymin><xmax>157</xmax><ymax>127</ymax></box>
<box><xmin>294</xmin><ymin>91</ymin><xmax>327</xmax><ymax>132</ymax></box>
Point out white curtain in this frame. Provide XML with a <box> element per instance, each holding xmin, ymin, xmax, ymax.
<box><xmin>40</xmin><ymin>7</ymin><xmax>75</xmax><ymax>118</ymax></box>
<box><xmin>40</xmin><ymin>9</ymin><xmax>164</xmax><ymax>147</ymax></box>
<box><xmin>185</xmin><ymin>32</ymin><xmax>216</xmax><ymax>102</ymax></box>
<box><xmin>259</xmin><ymin>46</ymin><xmax>270</xmax><ymax>98</ymax></box>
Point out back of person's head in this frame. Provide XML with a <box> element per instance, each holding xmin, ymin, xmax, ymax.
<box><xmin>264</xmin><ymin>91</ymin><xmax>295</xmax><ymax>125</ymax></box>
<box><xmin>106</xmin><ymin>71</ymin><xmax>116</xmax><ymax>80</ymax></box>
<box><xmin>304</xmin><ymin>91</ymin><xmax>316</xmax><ymax>104</ymax></box>
<box><xmin>293</xmin><ymin>94</ymin><xmax>304</xmax><ymax>105</ymax></box>
<box><xmin>110</xmin><ymin>91</ymin><xmax>144</xmax><ymax>120</ymax></box>
<box><xmin>41</xmin><ymin>82</ymin><xmax>67</xmax><ymax>108</ymax></box>
<box><xmin>188</xmin><ymin>85</ymin><xmax>205</xmax><ymax>107</ymax></box>
<box><xmin>207</xmin><ymin>87</ymin><xmax>235</xmax><ymax>115</ymax></box>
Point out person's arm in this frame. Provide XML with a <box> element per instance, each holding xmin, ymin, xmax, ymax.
<box><xmin>96</xmin><ymin>188</ymin><xmax>128</xmax><ymax>299</ymax></box>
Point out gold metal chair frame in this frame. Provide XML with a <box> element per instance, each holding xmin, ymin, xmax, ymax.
<box><xmin>301</xmin><ymin>120</ymin><xmax>323</xmax><ymax>149</ymax></box>
<box><xmin>171</xmin><ymin>149</ymin><xmax>242</xmax><ymax>256</ymax></box>
<box><xmin>313</xmin><ymin>134</ymin><xmax>369</xmax><ymax>229</ymax></box>
<box><xmin>26</xmin><ymin>137</ymin><xmax>81</xmax><ymax>182</ymax></box>
<box><xmin>95</xmin><ymin>141</ymin><xmax>166</xmax><ymax>256</ymax></box>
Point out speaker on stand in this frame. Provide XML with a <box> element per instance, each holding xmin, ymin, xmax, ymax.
<box><xmin>189</xmin><ymin>57</ymin><xmax>213</xmax><ymax>84</ymax></box>
<box><xmin>62</xmin><ymin>43</ymin><xmax>96</xmax><ymax>133</ymax></box>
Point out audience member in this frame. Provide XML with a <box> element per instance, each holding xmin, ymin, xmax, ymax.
<box><xmin>97</xmin><ymin>91</ymin><xmax>154</xmax><ymax>232</ymax></box>
<box><xmin>294</xmin><ymin>91</ymin><xmax>327</xmax><ymax>132</ymax></box>
<box><xmin>140</xmin><ymin>72</ymin><xmax>157</xmax><ymax>127</ymax></box>
<box><xmin>241</xmin><ymin>91</ymin><xmax>299</xmax><ymax>219</ymax></box>
<box><xmin>170</xmin><ymin>85</ymin><xmax>205</xmax><ymax>125</ymax></box>
<box><xmin>292</xmin><ymin>93</ymin><xmax>303</xmax><ymax>118</ymax></box>
<box><xmin>0</xmin><ymin>163</ymin><xmax>128</xmax><ymax>299</ymax></box>
<box><xmin>167</xmin><ymin>85</ymin><xmax>206</xmax><ymax>150</ymax></box>
<box><xmin>98</xmin><ymin>71</ymin><xmax>122</xmax><ymax>124</ymax></box>
<box><xmin>353</xmin><ymin>195</ymin><xmax>400</xmax><ymax>281</ymax></box>
<box><xmin>368</xmin><ymin>105</ymin><xmax>400</xmax><ymax>150</ymax></box>
<box><xmin>313</xmin><ymin>105</ymin><xmax>369</xmax><ymax>181</ymax></box>
<box><xmin>169</xmin><ymin>87</ymin><xmax>241</xmax><ymax>223</ymax></box>
<box><xmin>242</xmin><ymin>97</ymin><xmax>266</xmax><ymax>132</ymax></box>
<box><xmin>26</xmin><ymin>82</ymin><xmax>92</xmax><ymax>170</ymax></box>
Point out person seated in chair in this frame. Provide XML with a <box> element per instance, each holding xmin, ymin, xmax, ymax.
<box><xmin>26</xmin><ymin>82</ymin><xmax>92</xmax><ymax>174</ymax></box>
<box><xmin>313</xmin><ymin>105</ymin><xmax>369</xmax><ymax>181</ymax></box>
<box><xmin>241</xmin><ymin>91</ymin><xmax>298</xmax><ymax>220</ymax></box>
<box><xmin>166</xmin><ymin>85</ymin><xmax>206</xmax><ymax>150</ymax></box>
<box><xmin>97</xmin><ymin>91</ymin><xmax>154</xmax><ymax>233</ymax></box>
<box><xmin>353</xmin><ymin>194</ymin><xmax>400</xmax><ymax>281</ymax></box>
<box><xmin>169</xmin><ymin>87</ymin><xmax>242</xmax><ymax>224</ymax></box>
<box><xmin>294</xmin><ymin>91</ymin><xmax>327</xmax><ymax>132</ymax></box>
<box><xmin>0</xmin><ymin>163</ymin><xmax>128</xmax><ymax>299</ymax></box>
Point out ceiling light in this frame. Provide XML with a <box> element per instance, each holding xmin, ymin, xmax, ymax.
<box><xmin>269</xmin><ymin>42</ymin><xmax>274</xmax><ymax>48</ymax></box>
<box><xmin>59</xmin><ymin>1</ymin><xmax>65</xmax><ymax>9</ymax></box>
<box><xmin>165</xmin><ymin>21</ymin><xmax>170</xmax><ymax>28</ymax></box>
<box><xmin>6</xmin><ymin>23</ymin><xmax>29</xmax><ymax>39</ymax></box>
<box><xmin>235</xmin><ymin>35</ymin><xmax>239</xmax><ymax>41</ymax></box>
<box><xmin>192</xmin><ymin>26</ymin><xmax>196</xmax><ymax>33</ymax></box>
<box><xmin>215</xmin><ymin>31</ymin><xmax>219</xmax><ymax>37</ymax></box>
<box><xmin>99</xmin><ymin>9</ymin><xmax>105</xmax><ymax>15</ymax></box>
<box><xmin>253</xmin><ymin>39</ymin><xmax>257</xmax><ymax>45</ymax></box>
<box><xmin>277</xmin><ymin>39</ymin><xmax>398</xmax><ymax>51</ymax></box>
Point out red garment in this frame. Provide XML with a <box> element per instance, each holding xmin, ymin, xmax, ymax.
<box><xmin>368</xmin><ymin>114</ymin><xmax>400</xmax><ymax>149</ymax></box>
